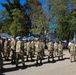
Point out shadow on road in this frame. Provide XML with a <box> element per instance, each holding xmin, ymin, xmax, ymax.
<box><xmin>1</xmin><ymin>56</ymin><xmax>70</xmax><ymax>74</ymax></box>
<box><xmin>0</xmin><ymin>65</ymin><xmax>28</xmax><ymax>74</ymax></box>
<box><xmin>28</xmin><ymin>63</ymin><xmax>43</xmax><ymax>68</ymax></box>
<box><xmin>0</xmin><ymin>72</ymin><xmax>5</xmax><ymax>75</ymax></box>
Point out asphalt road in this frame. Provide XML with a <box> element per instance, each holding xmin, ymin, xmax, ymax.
<box><xmin>1</xmin><ymin>49</ymin><xmax>76</xmax><ymax>75</ymax></box>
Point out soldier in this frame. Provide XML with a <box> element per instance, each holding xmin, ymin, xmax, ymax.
<box><xmin>47</xmin><ymin>40</ymin><xmax>54</xmax><ymax>62</ymax></box>
<box><xmin>15</xmin><ymin>37</ymin><xmax>26</xmax><ymax>68</ymax></box>
<box><xmin>10</xmin><ymin>37</ymin><xmax>16</xmax><ymax>63</ymax></box>
<box><xmin>57</xmin><ymin>41</ymin><xmax>63</xmax><ymax>60</ymax></box>
<box><xmin>0</xmin><ymin>36</ymin><xmax>3</xmax><ymax>70</ymax></box>
<box><xmin>7</xmin><ymin>39</ymin><xmax>11</xmax><ymax>60</ymax></box>
<box><xmin>23</xmin><ymin>39</ymin><xmax>27</xmax><ymax>56</ymax></box>
<box><xmin>30</xmin><ymin>39</ymin><xmax>35</xmax><ymax>59</ymax></box>
<box><xmin>35</xmin><ymin>38</ymin><xmax>42</xmax><ymax>64</ymax></box>
<box><xmin>40</xmin><ymin>40</ymin><xmax>45</xmax><ymax>59</ymax></box>
<box><xmin>26</xmin><ymin>39</ymin><xmax>31</xmax><ymax>61</ymax></box>
<box><xmin>69</xmin><ymin>40</ymin><xmax>76</xmax><ymax>62</ymax></box>
<box><xmin>1</xmin><ymin>38</ymin><xmax>5</xmax><ymax>57</ymax></box>
<box><xmin>54</xmin><ymin>41</ymin><xmax>58</xmax><ymax>57</ymax></box>
<box><xmin>4</xmin><ymin>38</ymin><xmax>8</xmax><ymax>60</ymax></box>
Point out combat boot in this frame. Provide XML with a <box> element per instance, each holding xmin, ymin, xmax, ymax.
<box><xmin>58</xmin><ymin>56</ymin><xmax>60</xmax><ymax>60</ymax></box>
<box><xmin>48</xmin><ymin>56</ymin><xmax>50</xmax><ymax>62</ymax></box>
<box><xmin>26</xmin><ymin>56</ymin><xmax>29</xmax><ymax>61</ymax></box>
<box><xmin>22</xmin><ymin>63</ymin><xmax>27</xmax><ymax>68</ymax></box>
<box><xmin>16</xmin><ymin>64</ymin><xmax>19</xmax><ymax>68</ymax></box>
<box><xmin>36</xmin><ymin>60</ymin><xmax>38</xmax><ymax>64</ymax></box>
<box><xmin>40</xmin><ymin>59</ymin><xmax>42</xmax><ymax>65</ymax></box>
<box><xmin>61</xmin><ymin>55</ymin><xmax>63</xmax><ymax>59</ymax></box>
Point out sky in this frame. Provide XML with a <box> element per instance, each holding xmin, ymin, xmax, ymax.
<box><xmin>0</xmin><ymin>0</ymin><xmax>46</xmax><ymax>10</ymax></box>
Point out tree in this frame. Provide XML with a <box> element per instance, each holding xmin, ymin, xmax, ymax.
<box><xmin>26</xmin><ymin>0</ymin><xmax>49</xmax><ymax>37</ymax></box>
<box><xmin>48</xmin><ymin>0</ymin><xmax>76</xmax><ymax>42</ymax></box>
<box><xmin>1</xmin><ymin>0</ymin><xmax>31</xmax><ymax>36</ymax></box>
<box><xmin>9</xmin><ymin>8</ymin><xmax>23</xmax><ymax>36</ymax></box>
<box><xmin>0</xmin><ymin>9</ymin><xmax>11</xmax><ymax>34</ymax></box>
<box><xmin>69</xmin><ymin>0</ymin><xmax>76</xmax><ymax>38</ymax></box>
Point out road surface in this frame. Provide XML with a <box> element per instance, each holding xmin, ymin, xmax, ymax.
<box><xmin>1</xmin><ymin>49</ymin><xmax>76</xmax><ymax>75</ymax></box>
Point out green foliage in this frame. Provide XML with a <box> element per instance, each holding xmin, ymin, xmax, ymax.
<box><xmin>49</xmin><ymin>0</ymin><xmax>76</xmax><ymax>42</ymax></box>
<box><xmin>0</xmin><ymin>0</ymin><xmax>49</xmax><ymax>37</ymax></box>
<box><xmin>0</xmin><ymin>9</ymin><xmax>11</xmax><ymax>34</ymax></box>
<box><xmin>27</xmin><ymin>0</ymin><xmax>49</xmax><ymax>36</ymax></box>
<box><xmin>9</xmin><ymin>9</ymin><xmax>23</xmax><ymax>36</ymax></box>
<box><xmin>0</xmin><ymin>0</ymin><xmax>31</xmax><ymax>36</ymax></box>
<box><xmin>68</xmin><ymin>0</ymin><xmax>76</xmax><ymax>39</ymax></box>
<box><xmin>1</xmin><ymin>0</ymin><xmax>76</xmax><ymax>40</ymax></box>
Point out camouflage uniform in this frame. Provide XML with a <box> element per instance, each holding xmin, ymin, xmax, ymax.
<box><xmin>4</xmin><ymin>38</ymin><xmax>8</xmax><ymax>60</ymax></box>
<box><xmin>10</xmin><ymin>38</ymin><xmax>16</xmax><ymax>63</ymax></box>
<box><xmin>40</xmin><ymin>40</ymin><xmax>45</xmax><ymax>59</ymax></box>
<box><xmin>58</xmin><ymin>41</ymin><xmax>63</xmax><ymax>60</ymax></box>
<box><xmin>7</xmin><ymin>40</ymin><xmax>11</xmax><ymax>60</ymax></box>
<box><xmin>0</xmin><ymin>37</ymin><xmax>3</xmax><ymax>69</ymax></box>
<box><xmin>69</xmin><ymin>41</ymin><xmax>76</xmax><ymax>62</ymax></box>
<box><xmin>26</xmin><ymin>40</ymin><xmax>31</xmax><ymax>61</ymax></box>
<box><xmin>15</xmin><ymin>38</ymin><xmax>25</xmax><ymax>67</ymax></box>
<box><xmin>54</xmin><ymin>42</ymin><xmax>58</xmax><ymax>57</ymax></box>
<box><xmin>30</xmin><ymin>40</ymin><xmax>35</xmax><ymax>58</ymax></box>
<box><xmin>35</xmin><ymin>39</ymin><xmax>42</xmax><ymax>64</ymax></box>
<box><xmin>47</xmin><ymin>40</ymin><xmax>54</xmax><ymax>62</ymax></box>
<box><xmin>23</xmin><ymin>40</ymin><xmax>27</xmax><ymax>56</ymax></box>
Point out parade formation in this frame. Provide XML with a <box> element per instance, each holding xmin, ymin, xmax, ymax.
<box><xmin>0</xmin><ymin>36</ymin><xmax>76</xmax><ymax>71</ymax></box>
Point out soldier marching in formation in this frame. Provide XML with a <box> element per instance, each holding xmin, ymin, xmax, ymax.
<box><xmin>1</xmin><ymin>35</ymin><xmax>76</xmax><ymax>70</ymax></box>
<box><xmin>26</xmin><ymin>39</ymin><xmax>31</xmax><ymax>61</ymax></box>
<box><xmin>47</xmin><ymin>40</ymin><xmax>54</xmax><ymax>62</ymax></box>
<box><xmin>10</xmin><ymin>37</ymin><xmax>16</xmax><ymax>63</ymax></box>
<box><xmin>40</xmin><ymin>40</ymin><xmax>45</xmax><ymax>59</ymax></box>
<box><xmin>69</xmin><ymin>40</ymin><xmax>76</xmax><ymax>62</ymax></box>
<box><xmin>57</xmin><ymin>41</ymin><xmax>63</xmax><ymax>60</ymax></box>
<box><xmin>23</xmin><ymin>39</ymin><xmax>27</xmax><ymax>59</ymax></box>
<box><xmin>34</xmin><ymin>38</ymin><xmax>43</xmax><ymax>64</ymax></box>
<box><xmin>4</xmin><ymin>38</ymin><xmax>8</xmax><ymax>60</ymax></box>
<box><xmin>0</xmin><ymin>36</ymin><xmax>3</xmax><ymax>70</ymax></box>
<box><xmin>54</xmin><ymin>41</ymin><xmax>58</xmax><ymax>57</ymax></box>
<box><xmin>15</xmin><ymin>37</ymin><xmax>26</xmax><ymax>68</ymax></box>
<box><xmin>30</xmin><ymin>39</ymin><xmax>35</xmax><ymax>59</ymax></box>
